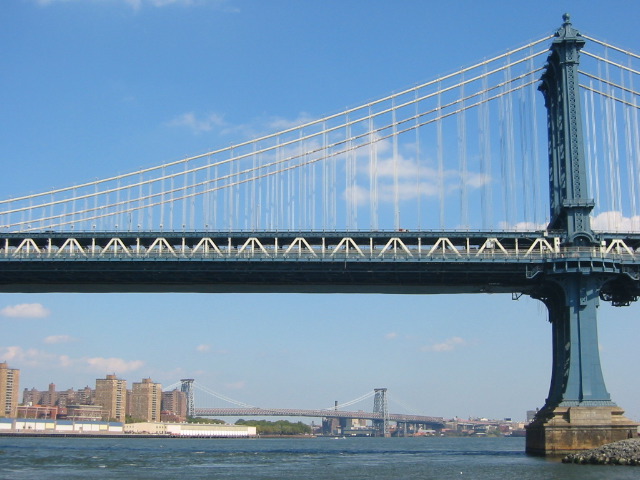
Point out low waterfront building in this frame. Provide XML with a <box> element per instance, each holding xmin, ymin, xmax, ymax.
<box><xmin>16</xmin><ymin>405</ymin><xmax>58</xmax><ymax>419</ymax></box>
<box><xmin>0</xmin><ymin>418</ymin><xmax>124</xmax><ymax>434</ymax></box>
<box><xmin>125</xmin><ymin>422</ymin><xmax>257</xmax><ymax>437</ymax></box>
<box><xmin>167</xmin><ymin>423</ymin><xmax>257</xmax><ymax>437</ymax></box>
<box><xmin>66</xmin><ymin>404</ymin><xmax>106</xmax><ymax>422</ymax></box>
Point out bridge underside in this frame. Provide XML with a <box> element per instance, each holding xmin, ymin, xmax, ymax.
<box><xmin>0</xmin><ymin>259</ymin><xmax>536</xmax><ymax>294</ymax></box>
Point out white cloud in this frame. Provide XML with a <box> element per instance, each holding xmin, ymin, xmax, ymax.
<box><xmin>421</xmin><ymin>336</ymin><xmax>467</xmax><ymax>353</ymax></box>
<box><xmin>167</xmin><ymin>112</ymin><xmax>227</xmax><ymax>134</ymax></box>
<box><xmin>224</xmin><ymin>380</ymin><xmax>246</xmax><ymax>390</ymax></box>
<box><xmin>33</xmin><ymin>0</ymin><xmax>237</xmax><ymax>9</ymax></box>
<box><xmin>86</xmin><ymin>357</ymin><xmax>144</xmax><ymax>373</ymax></box>
<box><xmin>1</xmin><ymin>303</ymin><xmax>50</xmax><ymax>319</ymax></box>
<box><xmin>196</xmin><ymin>344</ymin><xmax>211</xmax><ymax>352</ymax></box>
<box><xmin>497</xmin><ymin>220</ymin><xmax>547</xmax><ymax>231</ymax></box>
<box><xmin>44</xmin><ymin>335</ymin><xmax>76</xmax><ymax>344</ymax></box>
<box><xmin>264</xmin><ymin>113</ymin><xmax>316</xmax><ymax>132</ymax></box>
<box><xmin>0</xmin><ymin>346</ymin><xmax>143</xmax><ymax>374</ymax></box>
<box><xmin>592</xmin><ymin>211</ymin><xmax>640</xmax><ymax>232</ymax></box>
<box><xmin>385</xmin><ymin>332</ymin><xmax>398</xmax><ymax>340</ymax></box>
<box><xmin>0</xmin><ymin>346</ymin><xmax>66</xmax><ymax>367</ymax></box>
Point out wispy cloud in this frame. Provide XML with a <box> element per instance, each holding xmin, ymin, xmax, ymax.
<box><xmin>224</xmin><ymin>380</ymin><xmax>246</xmax><ymax>390</ymax></box>
<box><xmin>33</xmin><ymin>0</ymin><xmax>239</xmax><ymax>11</ymax></box>
<box><xmin>43</xmin><ymin>334</ymin><xmax>77</xmax><ymax>344</ymax></box>
<box><xmin>1</xmin><ymin>303</ymin><xmax>50</xmax><ymax>319</ymax></box>
<box><xmin>421</xmin><ymin>336</ymin><xmax>467</xmax><ymax>353</ymax></box>
<box><xmin>385</xmin><ymin>332</ymin><xmax>398</xmax><ymax>340</ymax></box>
<box><xmin>0</xmin><ymin>346</ymin><xmax>144</xmax><ymax>375</ymax></box>
<box><xmin>592</xmin><ymin>211</ymin><xmax>640</xmax><ymax>232</ymax></box>
<box><xmin>196</xmin><ymin>344</ymin><xmax>228</xmax><ymax>355</ymax></box>
<box><xmin>86</xmin><ymin>356</ymin><xmax>144</xmax><ymax>373</ymax></box>
<box><xmin>167</xmin><ymin>112</ymin><xmax>227</xmax><ymax>134</ymax></box>
<box><xmin>0</xmin><ymin>346</ymin><xmax>66</xmax><ymax>367</ymax></box>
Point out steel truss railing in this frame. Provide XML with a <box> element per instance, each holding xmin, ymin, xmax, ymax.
<box><xmin>1</xmin><ymin>233</ymin><xmax>639</xmax><ymax>262</ymax></box>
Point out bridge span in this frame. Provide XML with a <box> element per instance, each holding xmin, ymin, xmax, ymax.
<box><xmin>193</xmin><ymin>407</ymin><xmax>444</xmax><ymax>429</ymax></box>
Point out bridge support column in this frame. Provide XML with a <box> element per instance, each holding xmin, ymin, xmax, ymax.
<box><xmin>526</xmin><ymin>275</ymin><xmax>637</xmax><ymax>455</ymax></box>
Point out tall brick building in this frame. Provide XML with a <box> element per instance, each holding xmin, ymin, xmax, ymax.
<box><xmin>95</xmin><ymin>374</ymin><xmax>127</xmax><ymax>422</ymax></box>
<box><xmin>130</xmin><ymin>378</ymin><xmax>162</xmax><ymax>422</ymax></box>
<box><xmin>0</xmin><ymin>362</ymin><xmax>20</xmax><ymax>418</ymax></box>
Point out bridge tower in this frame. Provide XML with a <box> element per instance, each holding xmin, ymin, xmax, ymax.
<box><xmin>526</xmin><ymin>14</ymin><xmax>637</xmax><ymax>455</ymax></box>
<box><xmin>180</xmin><ymin>379</ymin><xmax>195</xmax><ymax>419</ymax></box>
<box><xmin>373</xmin><ymin>388</ymin><xmax>390</xmax><ymax>438</ymax></box>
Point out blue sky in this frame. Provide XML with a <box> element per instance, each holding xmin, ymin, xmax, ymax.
<box><xmin>1</xmin><ymin>0</ymin><xmax>639</xmax><ymax>422</ymax></box>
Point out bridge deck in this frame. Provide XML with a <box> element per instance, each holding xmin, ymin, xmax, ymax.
<box><xmin>193</xmin><ymin>407</ymin><xmax>444</xmax><ymax>427</ymax></box>
<box><xmin>1</xmin><ymin>231</ymin><xmax>638</xmax><ymax>293</ymax></box>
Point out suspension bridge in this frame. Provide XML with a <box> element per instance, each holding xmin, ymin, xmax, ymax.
<box><xmin>167</xmin><ymin>380</ymin><xmax>443</xmax><ymax>437</ymax></box>
<box><xmin>1</xmin><ymin>14</ymin><xmax>639</xmax><ymax>453</ymax></box>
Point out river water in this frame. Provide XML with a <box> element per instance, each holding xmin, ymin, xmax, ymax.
<box><xmin>0</xmin><ymin>436</ymin><xmax>637</xmax><ymax>479</ymax></box>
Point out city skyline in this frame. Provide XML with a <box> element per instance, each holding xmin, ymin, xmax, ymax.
<box><xmin>1</xmin><ymin>0</ymin><xmax>640</xmax><ymax>423</ymax></box>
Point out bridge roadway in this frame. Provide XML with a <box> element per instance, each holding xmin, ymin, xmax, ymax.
<box><xmin>0</xmin><ymin>230</ymin><xmax>639</xmax><ymax>297</ymax></box>
<box><xmin>193</xmin><ymin>407</ymin><xmax>444</xmax><ymax>428</ymax></box>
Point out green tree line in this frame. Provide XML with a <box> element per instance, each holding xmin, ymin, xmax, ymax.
<box><xmin>235</xmin><ymin>419</ymin><xmax>312</xmax><ymax>435</ymax></box>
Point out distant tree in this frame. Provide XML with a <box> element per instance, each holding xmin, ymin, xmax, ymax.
<box><xmin>235</xmin><ymin>419</ymin><xmax>311</xmax><ymax>435</ymax></box>
<box><xmin>187</xmin><ymin>416</ymin><xmax>225</xmax><ymax>424</ymax></box>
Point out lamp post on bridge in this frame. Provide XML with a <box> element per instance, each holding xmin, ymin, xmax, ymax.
<box><xmin>526</xmin><ymin>14</ymin><xmax>637</xmax><ymax>455</ymax></box>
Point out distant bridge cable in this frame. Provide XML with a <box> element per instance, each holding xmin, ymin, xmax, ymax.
<box><xmin>387</xmin><ymin>394</ymin><xmax>421</xmax><ymax>417</ymax></box>
<box><xmin>321</xmin><ymin>390</ymin><xmax>376</xmax><ymax>411</ymax></box>
<box><xmin>192</xmin><ymin>382</ymin><xmax>257</xmax><ymax>409</ymax></box>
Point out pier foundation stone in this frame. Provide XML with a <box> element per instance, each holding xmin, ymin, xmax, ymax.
<box><xmin>525</xmin><ymin>406</ymin><xmax>638</xmax><ymax>456</ymax></box>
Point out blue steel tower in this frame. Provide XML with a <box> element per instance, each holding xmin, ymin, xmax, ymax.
<box><xmin>526</xmin><ymin>14</ymin><xmax>637</xmax><ymax>455</ymax></box>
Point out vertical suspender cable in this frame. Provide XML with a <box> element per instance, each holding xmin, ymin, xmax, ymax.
<box><xmin>505</xmin><ymin>58</ymin><xmax>517</xmax><ymax>228</ymax></box>
<box><xmin>621</xmin><ymin>66</ymin><xmax>636</xmax><ymax>226</ymax></box>
<box><xmin>518</xmin><ymin>74</ymin><xmax>530</xmax><ymax>226</ymax></box>
<box><xmin>479</xmin><ymin>65</ymin><xmax>492</xmax><ymax>229</ymax></box>
<box><xmin>589</xmin><ymin>81</ymin><xmax>601</xmax><ymax>224</ymax></box>
<box><xmin>458</xmin><ymin>72</ymin><xmax>468</xmax><ymax>229</ymax></box>
<box><xmin>368</xmin><ymin>106</ymin><xmax>378</xmax><ymax>231</ymax></box>
<box><xmin>346</xmin><ymin>112</ymin><xmax>352</xmax><ymax>229</ymax></box>
<box><xmin>529</xmin><ymin>52</ymin><xmax>542</xmax><ymax>227</ymax></box>
<box><xmin>392</xmin><ymin>97</ymin><xmax>400</xmax><ymax>230</ymax></box>
<box><xmin>415</xmin><ymin>89</ymin><xmax>422</xmax><ymax>230</ymax></box>
<box><xmin>631</xmin><ymin>61</ymin><xmax>640</xmax><ymax>230</ymax></box>
<box><xmin>323</xmin><ymin>121</ymin><xmax>328</xmax><ymax>230</ymax></box>
<box><xmin>437</xmin><ymin>82</ymin><xmax>445</xmax><ymax>229</ymax></box>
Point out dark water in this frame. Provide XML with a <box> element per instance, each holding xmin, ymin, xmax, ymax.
<box><xmin>0</xmin><ymin>436</ymin><xmax>637</xmax><ymax>479</ymax></box>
